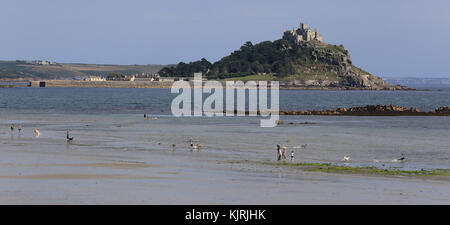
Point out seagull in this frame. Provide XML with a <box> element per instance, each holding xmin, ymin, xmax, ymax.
<box><xmin>301</xmin><ymin>144</ymin><xmax>308</xmax><ymax>149</ymax></box>
<box><xmin>341</xmin><ymin>156</ymin><xmax>350</xmax><ymax>162</ymax></box>
<box><xmin>391</xmin><ymin>153</ymin><xmax>406</xmax><ymax>162</ymax></box>
<box><xmin>373</xmin><ymin>159</ymin><xmax>380</xmax><ymax>163</ymax></box>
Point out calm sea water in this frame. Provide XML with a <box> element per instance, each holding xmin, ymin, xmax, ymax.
<box><xmin>1</xmin><ymin>87</ymin><xmax>449</xmax><ymax>171</ymax></box>
<box><xmin>0</xmin><ymin>87</ymin><xmax>449</xmax><ymax>114</ymax></box>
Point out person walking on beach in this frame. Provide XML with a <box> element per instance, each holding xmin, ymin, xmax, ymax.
<box><xmin>18</xmin><ymin>124</ymin><xmax>23</xmax><ymax>134</ymax></box>
<box><xmin>144</xmin><ymin>113</ymin><xmax>147</xmax><ymax>119</ymax></box>
<box><xmin>282</xmin><ymin>146</ymin><xmax>287</xmax><ymax>161</ymax></box>
<box><xmin>10</xmin><ymin>124</ymin><xmax>14</xmax><ymax>132</ymax></box>
<box><xmin>277</xmin><ymin>143</ymin><xmax>281</xmax><ymax>161</ymax></box>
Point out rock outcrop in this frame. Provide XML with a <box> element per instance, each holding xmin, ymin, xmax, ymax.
<box><xmin>435</xmin><ymin>106</ymin><xmax>450</xmax><ymax>113</ymax></box>
<box><xmin>224</xmin><ymin>105</ymin><xmax>449</xmax><ymax>116</ymax></box>
<box><xmin>279</xmin><ymin>105</ymin><xmax>450</xmax><ymax>116</ymax></box>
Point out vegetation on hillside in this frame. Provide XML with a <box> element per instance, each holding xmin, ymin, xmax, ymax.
<box><xmin>0</xmin><ymin>61</ymin><xmax>166</xmax><ymax>80</ymax></box>
<box><xmin>158</xmin><ymin>39</ymin><xmax>371</xmax><ymax>81</ymax></box>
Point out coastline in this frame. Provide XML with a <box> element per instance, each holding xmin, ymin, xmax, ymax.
<box><xmin>19</xmin><ymin>80</ymin><xmax>414</xmax><ymax>90</ymax></box>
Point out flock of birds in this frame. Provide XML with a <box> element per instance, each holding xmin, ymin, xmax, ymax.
<box><xmin>287</xmin><ymin>139</ymin><xmax>407</xmax><ymax>164</ymax></box>
<box><xmin>288</xmin><ymin>141</ymin><xmax>407</xmax><ymax>163</ymax></box>
<box><xmin>341</xmin><ymin>153</ymin><xmax>406</xmax><ymax>163</ymax></box>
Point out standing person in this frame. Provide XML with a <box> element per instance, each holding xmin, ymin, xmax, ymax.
<box><xmin>144</xmin><ymin>113</ymin><xmax>147</xmax><ymax>119</ymax></box>
<box><xmin>282</xmin><ymin>146</ymin><xmax>287</xmax><ymax>160</ymax></box>
<box><xmin>18</xmin><ymin>124</ymin><xmax>23</xmax><ymax>134</ymax></box>
<box><xmin>277</xmin><ymin>143</ymin><xmax>281</xmax><ymax>161</ymax></box>
<box><xmin>189</xmin><ymin>137</ymin><xmax>194</xmax><ymax>151</ymax></box>
<box><xmin>10</xmin><ymin>124</ymin><xmax>14</xmax><ymax>132</ymax></box>
<box><xmin>276</xmin><ymin>143</ymin><xmax>281</xmax><ymax>161</ymax></box>
<box><xmin>290</xmin><ymin>151</ymin><xmax>295</xmax><ymax>163</ymax></box>
<box><xmin>34</xmin><ymin>129</ymin><xmax>41</xmax><ymax>138</ymax></box>
<box><xmin>66</xmin><ymin>130</ymin><xmax>73</xmax><ymax>141</ymax></box>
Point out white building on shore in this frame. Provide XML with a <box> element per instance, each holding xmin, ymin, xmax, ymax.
<box><xmin>85</xmin><ymin>76</ymin><xmax>106</xmax><ymax>81</ymax></box>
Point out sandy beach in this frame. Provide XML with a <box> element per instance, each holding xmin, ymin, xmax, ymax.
<box><xmin>1</xmin><ymin>113</ymin><xmax>449</xmax><ymax>204</ymax></box>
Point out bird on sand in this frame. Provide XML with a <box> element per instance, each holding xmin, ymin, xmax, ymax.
<box><xmin>391</xmin><ymin>153</ymin><xmax>406</xmax><ymax>162</ymax></box>
<box><xmin>341</xmin><ymin>156</ymin><xmax>351</xmax><ymax>162</ymax></box>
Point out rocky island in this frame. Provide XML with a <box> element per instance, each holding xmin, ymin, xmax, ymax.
<box><xmin>159</xmin><ymin>22</ymin><xmax>411</xmax><ymax>90</ymax></box>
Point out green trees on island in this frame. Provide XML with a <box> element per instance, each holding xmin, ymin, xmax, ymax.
<box><xmin>158</xmin><ymin>58</ymin><xmax>211</xmax><ymax>78</ymax></box>
<box><xmin>158</xmin><ymin>39</ymin><xmax>353</xmax><ymax>80</ymax></box>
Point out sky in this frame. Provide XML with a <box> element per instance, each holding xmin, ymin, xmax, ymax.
<box><xmin>1</xmin><ymin>0</ymin><xmax>450</xmax><ymax>77</ymax></box>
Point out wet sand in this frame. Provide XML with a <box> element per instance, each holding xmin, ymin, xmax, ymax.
<box><xmin>1</xmin><ymin>147</ymin><xmax>449</xmax><ymax>204</ymax></box>
<box><xmin>0</xmin><ymin>114</ymin><xmax>449</xmax><ymax>204</ymax></box>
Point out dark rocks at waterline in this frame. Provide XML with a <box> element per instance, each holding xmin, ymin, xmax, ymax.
<box><xmin>435</xmin><ymin>106</ymin><xmax>450</xmax><ymax>113</ymax></box>
<box><xmin>222</xmin><ymin>105</ymin><xmax>450</xmax><ymax>116</ymax></box>
<box><xmin>277</xmin><ymin>120</ymin><xmax>316</xmax><ymax>125</ymax></box>
<box><xmin>279</xmin><ymin>105</ymin><xmax>450</xmax><ymax>116</ymax></box>
<box><xmin>288</xmin><ymin>121</ymin><xmax>316</xmax><ymax>125</ymax></box>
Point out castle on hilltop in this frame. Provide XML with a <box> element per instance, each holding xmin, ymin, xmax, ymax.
<box><xmin>283</xmin><ymin>22</ymin><xmax>323</xmax><ymax>43</ymax></box>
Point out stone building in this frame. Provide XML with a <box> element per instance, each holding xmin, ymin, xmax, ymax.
<box><xmin>283</xmin><ymin>22</ymin><xmax>323</xmax><ymax>43</ymax></box>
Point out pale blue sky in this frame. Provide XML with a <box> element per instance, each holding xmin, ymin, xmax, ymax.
<box><xmin>1</xmin><ymin>0</ymin><xmax>450</xmax><ymax>77</ymax></box>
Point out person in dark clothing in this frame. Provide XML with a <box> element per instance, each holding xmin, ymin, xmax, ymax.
<box><xmin>66</xmin><ymin>130</ymin><xmax>74</xmax><ymax>141</ymax></box>
<box><xmin>277</xmin><ymin>143</ymin><xmax>281</xmax><ymax>161</ymax></box>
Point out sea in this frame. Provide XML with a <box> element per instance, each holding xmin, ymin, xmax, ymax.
<box><xmin>0</xmin><ymin>87</ymin><xmax>449</xmax><ymax>171</ymax></box>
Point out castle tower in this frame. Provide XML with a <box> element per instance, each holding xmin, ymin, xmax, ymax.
<box><xmin>300</xmin><ymin>22</ymin><xmax>308</xmax><ymax>30</ymax></box>
<box><xmin>305</xmin><ymin>29</ymin><xmax>314</xmax><ymax>41</ymax></box>
<box><xmin>314</xmin><ymin>31</ymin><xmax>323</xmax><ymax>42</ymax></box>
